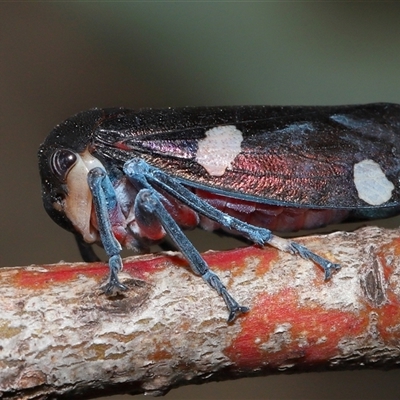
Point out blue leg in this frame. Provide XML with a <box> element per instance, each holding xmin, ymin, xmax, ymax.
<box><xmin>134</xmin><ymin>188</ymin><xmax>249</xmax><ymax>322</ymax></box>
<box><xmin>87</xmin><ymin>167</ymin><xmax>127</xmax><ymax>295</ymax></box>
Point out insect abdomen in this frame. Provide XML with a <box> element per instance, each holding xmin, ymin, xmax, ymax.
<box><xmin>194</xmin><ymin>189</ymin><xmax>350</xmax><ymax>232</ymax></box>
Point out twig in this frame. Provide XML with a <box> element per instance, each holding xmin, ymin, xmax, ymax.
<box><xmin>1</xmin><ymin>226</ymin><xmax>400</xmax><ymax>399</ymax></box>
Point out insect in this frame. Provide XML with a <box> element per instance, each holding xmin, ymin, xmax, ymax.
<box><xmin>38</xmin><ymin>103</ymin><xmax>400</xmax><ymax>322</ymax></box>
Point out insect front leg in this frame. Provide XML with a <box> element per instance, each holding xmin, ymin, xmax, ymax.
<box><xmin>125</xmin><ymin>159</ymin><xmax>340</xmax><ymax>280</ymax></box>
<box><xmin>131</xmin><ymin>186</ymin><xmax>249</xmax><ymax>322</ymax></box>
<box><xmin>87</xmin><ymin>167</ymin><xmax>128</xmax><ymax>295</ymax></box>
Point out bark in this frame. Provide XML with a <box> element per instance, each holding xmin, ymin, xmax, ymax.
<box><xmin>1</xmin><ymin>226</ymin><xmax>400</xmax><ymax>399</ymax></box>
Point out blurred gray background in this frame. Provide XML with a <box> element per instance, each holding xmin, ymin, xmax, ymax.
<box><xmin>1</xmin><ymin>3</ymin><xmax>400</xmax><ymax>399</ymax></box>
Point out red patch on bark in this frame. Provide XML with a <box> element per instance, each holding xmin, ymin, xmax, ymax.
<box><xmin>13</xmin><ymin>256</ymin><xmax>168</xmax><ymax>290</ymax></box>
<box><xmin>388</xmin><ymin>237</ymin><xmax>400</xmax><ymax>257</ymax></box>
<box><xmin>373</xmin><ymin>238</ymin><xmax>400</xmax><ymax>342</ymax></box>
<box><xmin>378</xmin><ymin>292</ymin><xmax>400</xmax><ymax>343</ymax></box>
<box><xmin>13</xmin><ymin>263</ymin><xmax>106</xmax><ymax>289</ymax></box>
<box><xmin>202</xmin><ymin>246</ymin><xmax>278</xmax><ymax>277</ymax></box>
<box><xmin>225</xmin><ymin>288</ymin><xmax>366</xmax><ymax>369</ymax></box>
<box><xmin>121</xmin><ymin>256</ymin><xmax>169</xmax><ymax>279</ymax></box>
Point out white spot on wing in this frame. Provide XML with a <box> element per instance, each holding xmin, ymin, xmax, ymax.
<box><xmin>196</xmin><ymin>125</ymin><xmax>243</xmax><ymax>176</ymax></box>
<box><xmin>353</xmin><ymin>159</ymin><xmax>394</xmax><ymax>205</ymax></box>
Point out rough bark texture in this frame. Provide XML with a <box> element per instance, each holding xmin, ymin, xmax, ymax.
<box><xmin>1</xmin><ymin>226</ymin><xmax>400</xmax><ymax>399</ymax></box>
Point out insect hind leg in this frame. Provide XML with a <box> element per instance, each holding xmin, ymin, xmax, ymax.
<box><xmin>268</xmin><ymin>235</ymin><xmax>340</xmax><ymax>279</ymax></box>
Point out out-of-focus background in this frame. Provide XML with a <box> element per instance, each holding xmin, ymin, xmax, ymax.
<box><xmin>2</xmin><ymin>3</ymin><xmax>400</xmax><ymax>399</ymax></box>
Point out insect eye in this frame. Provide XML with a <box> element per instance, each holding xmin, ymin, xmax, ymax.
<box><xmin>50</xmin><ymin>149</ymin><xmax>77</xmax><ymax>182</ymax></box>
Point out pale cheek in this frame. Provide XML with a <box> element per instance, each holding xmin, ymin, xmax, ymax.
<box><xmin>63</xmin><ymin>151</ymin><xmax>105</xmax><ymax>243</ymax></box>
<box><xmin>64</xmin><ymin>158</ymin><xmax>96</xmax><ymax>242</ymax></box>
<box><xmin>353</xmin><ymin>159</ymin><xmax>395</xmax><ymax>206</ymax></box>
<box><xmin>195</xmin><ymin>125</ymin><xmax>243</xmax><ymax>176</ymax></box>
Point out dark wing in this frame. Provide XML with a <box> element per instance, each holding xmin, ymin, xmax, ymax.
<box><xmin>93</xmin><ymin>103</ymin><xmax>400</xmax><ymax>209</ymax></box>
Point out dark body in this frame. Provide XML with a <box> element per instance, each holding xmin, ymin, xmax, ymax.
<box><xmin>38</xmin><ymin>103</ymin><xmax>400</xmax><ymax>320</ymax></box>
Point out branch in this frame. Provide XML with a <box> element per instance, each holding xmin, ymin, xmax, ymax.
<box><xmin>1</xmin><ymin>226</ymin><xmax>400</xmax><ymax>399</ymax></box>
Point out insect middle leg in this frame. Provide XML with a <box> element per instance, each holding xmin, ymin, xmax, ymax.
<box><xmin>134</xmin><ymin>188</ymin><xmax>249</xmax><ymax>322</ymax></box>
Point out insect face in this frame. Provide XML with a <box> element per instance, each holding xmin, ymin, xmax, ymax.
<box><xmin>51</xmin><ymin>148</ymin><xmax>106</xmax><ymax>243</ymax></box>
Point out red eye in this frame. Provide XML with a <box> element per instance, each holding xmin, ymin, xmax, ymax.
<box><xmin>50</xmin><ymin>149</ymin><xmax>77</xmax><ymax>182</ymax></box>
